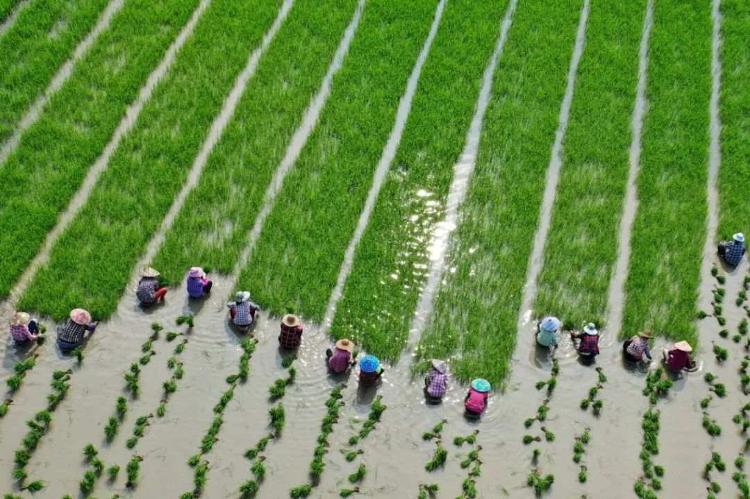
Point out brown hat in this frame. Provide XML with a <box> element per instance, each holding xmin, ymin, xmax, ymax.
<box><xmin>638</xmin><ymin>330</ymin><xmax>653</xmax><ymax>339</ymax></box>
<box><xmin>335</xmin><ymin>339</ymin><xmax>354</xmax><ymax>353</ymax></box>
<box><xmin>674</xmin><ymin>341</ymin><xmax>692</xmax><ymax>353</ymax></box>
<box><xmin>282</xmin><ymin>314</ymin><xmax>300</xmax><ymax>328</ymax></box>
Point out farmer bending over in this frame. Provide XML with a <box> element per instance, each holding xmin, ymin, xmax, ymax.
<box><xmin>536</xmin><ymin>316</ymin><xmax>561</xmax><ymax>349</ymax></box>
<box><xmin>186</xmin><ymin>267</ymin><xmax>212</xmax><ymax>299</ymax></box>
<box><xmin>465</xmin><ymin>378</ymin><xmax>490</xmax><ymax>417</ymax></box>
<box><xmin>358</xmin><ymin>354</ymin><xmax>384</xmax><ymax>386</ymax></box>
<box><xmin>718</xmin><ymin>232</ymin><xmax>746</xmax><ymax>267</ymax></box>
<box><xmin>326</xmin><ymin>338</ymin><xmax>356</xmax><ymax>374</ymax></box>
<box><xmin>424</xmin><ymin>359</ymin><xmax>448</xmax><ymax>402</ymax></box>
<box><xmin>623</xmin><ymin>331</ymin><xmax>652</xmax><ymax>364</ymax></box>
<box><xmin>663</xmin><ymin>341</ymin><xmax>695</xmax><ymax>373</ymax></box>
<box><xmin>227</xmin><ymin>291</ymin><xmax>259</xmax><ymax>330</ymax></box>
<box><xmin>278</xmin><ymin>314</ymin><xmax>303</xmax><ymax>349</ymax></box>
<box><xmin>136</xmin><ymin>267</ymin><xmax>167</xmax><ymax>306</ymax></box>
<box><xmin>57</xmin><ymin>308</ymin><xmax>97</xmax><ymax>353</ymax></box>
<box><xmin>570</xmin><ymin>323</ymin><xmax>600</xmax><ymax>359</ymax></box>
<box><xmin>9</xmin><ymin>312</ymin><xmax>40</xmax><ymax>346</ymax></box>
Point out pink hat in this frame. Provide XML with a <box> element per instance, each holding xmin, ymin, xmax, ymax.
<box><xmin>70</xmin><ymin>308</ymin><xmax>92</xmax><ymax>325</ymax></box>
<box><xmin>188</xmin><ymin>267</ymin><xmax>205</xmax><ymax>279</ymax></box>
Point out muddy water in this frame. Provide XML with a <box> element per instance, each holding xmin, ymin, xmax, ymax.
<box><xmin>0</xmin><ymin>0</ymin><xmax>126</xmax><ymax>167</ymax></box>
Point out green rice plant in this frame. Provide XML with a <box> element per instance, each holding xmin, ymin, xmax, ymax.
<box><xmin>714</xmin><ymin>345</ymin><xmax>729</xmax><ymax>363</ymax></box>
<box><xmin>417</xmin><ymin>0</ymin><xmax>589</xmax><ymax>383</ymax></box>
<box><xmin>345</xmin><ymin>449</ymin><xmax>363</xmax><ymax>462</ymax></box>
<box><xmin>21</xmin><ymin>481</ymin><xmax>44</xmax><ymax>492</ymax></box>
<box><xmin>107</xmin><ymin>465</ymin><xmax>120</xmax><ymax>482</ymax></box>
<box><xmin>269</xmin><ymin>378</ymin><xmax>288</xmax><ymax>400</ymax></box>
<box><xmin>176</xmin><ymin>315</ymin><xmax>195</xmax><ymax>328</ymax></box>
<box><xmin>269</xmin><ymin>404</ymin><xmax>285</xmax><ymax>437</ymax></box>
<box><xmin>0</xmin><ymin>0</ymin><xmax>111</xmax><ymax>143</ymax></box>
<box><xmin>527</xmin><ymin>470</ymin><xmax>554</xmax><ymax>495</ymax></box>
<box><xmin>621</xmin><ymin>0</ymin><xmax>711</xmax><ymax>344</ymax></box>
<box><xmin>290</xmin><ymin>484</ymin><xmax>312</xmax><ymax>498</ymax></box>
<box><xmin>126</xmin><ymin>455</ymin><xmax>143</xmax><ymax>488</ymax></box>
<box><xmin>214</xmin><ymin>388</ymin><xmax>235</xmax><ymax>414</ymax></box>
<box><xmin>5</xmin><ymin>0</ymin><xmax>203</xmax><ymax>310</ymax></box>
<box><xmin>167</xmin><ymin>332</ymin><xmax>181</xmax><ymax>342</ymax></box>
<box><xmin>193</xmin><ymin>459</ymin><xmax>208</xmax><ymax>494</ymax></box>
<box><xmin>80</xmin><ymin>470</ymin><xmax>96</xmax><ymax>495</ymax></box>
<box><xmin>239</xmin><ymin>480</ymin><xmax>259</xmax><ymax>498</ymax></box>
<box><xmin>718</xmin><ymin>0</ymin><xmax>750</xmax><ymax>240</ymax></box>
<box><xmin>348</xmin><ymin>464</ymin><xmax>366</xmax><ymax>484</ymax></box>
<box><xmin>139</xmin><ymin>351</ymin><xmax>155</xmax><ymax>365</ymax></box>
<box><xmin>0</xmin><ymin>398</ymin><xmax>12</xmax><ymax>417</ymax></box>
<box><xmin>424</xmin><ymin>445</ymin><xmax>447</xmax><ymax>471</ymax></box>
<box><xmin>339</xmin><ymin>488</ymin><xmax>359</xmax><ymax>498</ymax></box>
<box><xmin>534</xmin><ymin>0</ymin><xmax>645</xmax><ymax>326</ymax></box>
<box><xmin>18</xmin><ymin>0</ymin><xmax>286</xmax><ymax>319</ymax></box>
<box><xmin>251</xmin><ymin>458</ymin><xmax>266</xmax><ymax>481</ymax></box>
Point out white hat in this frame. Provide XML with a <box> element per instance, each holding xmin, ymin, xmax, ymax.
<box><xmin>142</xmin><ymin>266</ymin><xmax>160</xmax><ymax>278</ymax></box>
<box><xmin>235</xmin><ymin>291</ymin><xmax>250</xmax><ymax>303</ymax></box>
<box><xmin>734</xmin><ymin>233</ymin><xmax>745</xmax><ymax>244</ymax></box>
<box><xmin>583</xmin><ymin>323</ymin><xmax>598</xmax><ymax>336</ymax></box>
<box><xmin>431</xmin><ymin>359</ymin><xmax>447</xmax><ymax>374</ymax></box>
<box><xmin>540</xmin><ymin>316</ymin><xmax>561</xmax><ymax>333</ymax></box>
<box><xmin>674</xmin><ymin>341</ymin><xmax>693</xmax><ymax>353</ymax></box>
<box><xmin>12</xmin><ymin>312</ymin><xmax>31</xmax><ymax>326</ymax></box>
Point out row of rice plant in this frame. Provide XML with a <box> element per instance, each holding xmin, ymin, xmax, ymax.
<box><xmin>235</xmin><ymin>0</ymin><xmax>439</xmax><ymax>318</ymax></box>
<box><xmin>415</xmin><ymin>0</ymin><xmax>584</xmax><ymax>383</ymax></box>
<box><xmin>289</xmin><ymin>384</ymin><xmax>345</xmax><ymax>497</ymax></box>
<box><xmin>717</xmin><ymin>0</ymin><xmax>750</xmax><ymax>239</ymax></box>
<box><xmin>523</xmin><ymin>360</ymin><xmax>560</xmax><ymax>495</ymax></box>
<box><xmin>20</xmin><ymin>0</ymin><xmax>283</xmax><ymax>320</ymax></box>
<box><xmin>183</xmin><ymin>337</ymin><xmax>257</xmax><ymax>497</ymax></box>
<box><xmin>534</xmin><ymin>0</ymin><xmax>645</xmax><ymax>326</ymax></box>
<box><xmin>152</xmin><ymin>0</ymin><xmax>359</xmax><ymax>285</ymax></box>
<box><xmin>621</xmin><ymin>0</ymin><xmax>712</xmax><ymax>342</ymax></box>
<box><xmin>0</xmin><ymin>0</ymin><xmax>21</xmax><ymax>22</ymax></box>
<box><xmin>325</xmin><ymin>0</ymin><xmax>509</xmax><ymax>359</ymax></box>
<box><xmin>634</xmin><ymin>368</ymin><xmax>672</xmax><ymax>498</ymax></box>
<box><xmin>0</xmin><ymin>0</ymin><xmax>111</xmax><ymax>143</ymax></box>
<box><xmin>422</xmin><ymin>419</ymin><xmax>447</xmax><ymax>473</ymax></box>
<box><xmin>237</xmin><ymin>358</ymin><xmax>296</xmax><ymax>498</ymax></box>
<box><xmin>1</xmin><ymin>325</ymin><xmax>48</xmax><ymax>419</ymax></box>
<box><xmin>335</xmin><ymin>396</ymin><xmax>386</xmax><ymax>497</ymax></box>
<box><xmin>0</xmin><ymin>0</ymin><xmax>201</xmax><ymax>302</ymax></box>
<box><xmin>454</xmin><ymin>432</ymin><xmax>482</xmax><ymax>498</ymax></box>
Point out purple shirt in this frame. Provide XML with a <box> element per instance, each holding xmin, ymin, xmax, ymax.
<box><xmin>187</xmin><ymin>276</ymin><xmax>207</xmax><ymax>298</ymax></box>
<box><xmin>425</xmin><ymin>371</ymin><xmax>448</xmax><ymax>398</ymax></box>
<box><xmin>328</xmin><ymin>348</ymin><xmax>351</xmax><ymax>373</ymax></box>
<box><xmin>10</xmin><ymin>324</ymin><xmax>35</xmax><ymax>343</ymax></box>
<box><xmin>137</xmin><ymin>277</ymin><xmax>158</xmax><ymax>303</ymax></box>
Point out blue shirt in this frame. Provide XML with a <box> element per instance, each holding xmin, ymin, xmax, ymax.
<box><xmin>187</xmin><ymin>277</ymin><xmax>206</xmax><ymax>298</ymax></box>
<box><xmin>725</xmin><ymin>241</ymin><xmax>746</xmax><ymax>266</ymax></box>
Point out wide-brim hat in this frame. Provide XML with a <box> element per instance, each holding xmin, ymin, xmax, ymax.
<box><xmin>638</xmin><ymin>330</ymin><xmax>653</xmax><ymax>339</ymax></box>
<box><xmin>431</xmin><ymin>359</ymin><xmax>447</xmax><ymax>374</ymax></box>
<box><xmin>359</xmin><ymin>354</ymin><xmax>380</xmax><ymax>373</ymax></box>
<box><xmin>540</xmin><ymin>316</ymin><xmax>561</xmax><ymax>333</ymax></box>
<box><xmin>335</xmin><ymin>339</ymin><xmax>354</xmax><ymax>353</ymax></box>
<box><xmin>583</xmin><ymin>323</ymin><xmax>599</xmax><ymax>336</ymax></box>
<box><xmin>282</xmin><ymin>314</ymin><xmax>300</xmax><ymax>328</ymax></box>
<box><xmin>471</xmin><ymin>378</ymin><xmax>491</xmax><ymax>393</ymax></box>
<box><xmin>674</xmin><ymin>340</ymin><xmax>693</xmax><ymax>353</ymax></box>
<box><xmin>142</xmin><ymin>266</ymin><xmax>160</xmax><ymax>278</ymax></box>
<box><xmin>235</xmin><ymin>291</ymin><xmax>250</xmax><ymax>303</ymax></box>
<box><xmin>188</xmin><ymin>266</ymin><xmax>206</xmax><ymax>279</ymax></box>
<box><xmin>734</xmin><ymin>233</ymin><xmax>745</xmax><ymax>244</ymax></box>
<box><xmin>70</xmin><ymin>308</ymin><xmax>92</xmax><ymax>325</ymax></box>
<box><xmin>12</xmin><ymin>312</ymin><xmax>31</xmax><ymax>326</ymax></box>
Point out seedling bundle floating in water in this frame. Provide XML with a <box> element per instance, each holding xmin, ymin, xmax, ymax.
<box><xmin>422</xmin><ymin>419</ymin><xmax>447</xmax><ymax>472</ymax></box>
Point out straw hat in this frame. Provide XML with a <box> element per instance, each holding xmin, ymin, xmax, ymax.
<box><xmin>540</xmin><ymin>316</ymin><xmax>561</xmax><ymax>333</ymax></box>
<box><xmin>335</xmin><ymin>339</ymin><xmax>354</xmax><ymax>353</ymax></box>
<box><xmin>431</xmin><ymin>359</ymin><xmax>447</xmax><ymax>374</ymax></box>
<box><xmin>674</xmin><ymin>341</ymin><xmax>693</xmax><ymax>353</ymax></box>
<box><xmin>359</xmin><ymin>354</ymin><xmax>380</xmax><ymax>373</ymax></box>
<box><xmin>141</xmin><ymin>266</ymin><xmax>160</xmax><ymax>278</ymax></box>
<box><xmin>638</xmin><ymin>330</ymin><xmax>653</xmax><ymax>339</ymax></box>
<box><xmin>282</xmin><ymin>314</ymin><xmax>300</xmax><ymax>328</ymax></box>
<box><xmin>734</xmin><ymin>233</ymin><xmax>745</xmax><ymax>244</ymax></box>
<box><xmin>235</xmin><ymin>291</ymin><xmax>250</xmax><ymax>303</ymax></box>
<box><xmin>70</xmin><ymin>308</ymin><xmax>92</xmax><ymax>325</ymax></box>
<box><xmin>471</xmin><ymin>378</ymin><xmax>491</xmax><ymax>393</ymax></box>
<box><xmin>12</xmin><ymin>312</ymin><xmax>30</xmax><ymax>326</ymax></box>
<box><xmin>583</xmin><ymin>323</ymin><xmax>599</xmax><ymax>336</ymax></box>
<box><xmin>188</xmin><ymin>266</ymin><xmax>206</xmax><ymax>279</ymax></box>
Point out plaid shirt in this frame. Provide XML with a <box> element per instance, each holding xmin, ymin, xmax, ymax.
<box><xmin>136</xmin><ymin>277</ymin><xmax>158</xmax><ymax>303</ymax></box>
<box><xmin>10</xmin><ymin>324</ymin><xmax>34</xmax><ymax>343</ymax></box>
<box><xmin>57</xmin><ymin>320</ymin><xmax>87</xmax><ymax>345</ymax></box>
<box><xmin>279</xmin><ymin>324</ymin><xmax>303</xmax><ymax>349</ymax></box>
<box><xmin>578</xmin><ymin>335</ymin><xmax>599</xmax><ymax>355</ymax></box>
<box><xmin>425</xmin><ymin>371</ymin><xmax>448</xmax><ymax>398</ymax></box>
<box><xmin>230</xmin><ymin>301</ymin><xmax>258</xmax><ymax>327</ymax></box>
<box><xmin>725</xmin><ymin>242</ymin><xmax>746</xmax><ymax>266</ymax></box>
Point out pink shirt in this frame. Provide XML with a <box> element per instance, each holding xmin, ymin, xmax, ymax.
<box><xmin>328</xmin><ymin>348</ymin><xmax>351</xmax><ymax>373</ymax></box>
<box><xmin>10</xmin><ymin>324</ymin><xmax>35</xmax><ymax>343</ymax></box>
<box><xmin>465</xmin><ymin>388</ymin><xmax>487</xmax><ymax>414</ymax></box>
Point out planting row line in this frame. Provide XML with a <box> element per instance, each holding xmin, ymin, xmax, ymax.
<box><xmin>0</xmin><ymin>0</ymin><xmax>112</xmax><ymax>145</ymax></box>
<box><xmin>417</xmin><ymin>0</ymin><xmax>583</xmax><ymax>383</ymax></box>
<box><xmin>328</xmin><ymin>0</ymin><xmax>509</xmax><ymax>359</ymax></box>
<box><xmin>621</xmin><ymin>0</ymin><xmax>712</xmax><ymax>342</ymax></box>
<box><xmin>18</xmin><ymin>0</ymin><xmax>285</xmax><ymax>318</ymax></box>
<box><xmin>523</xmin><ymin>360</ymin><xmax>560</xmax><ymax>495</ymax></box>
<box><xmin>534</xmin><ymin>0</ymin><xmax>645</xmax><ymax>326</ymax></box>
<box><xmin>0</xmin><ymin>0</ymin><xmax>202</xmax><ymax>301</ymax></box>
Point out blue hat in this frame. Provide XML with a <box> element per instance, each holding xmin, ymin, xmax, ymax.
<box><xmin>359</xmin><ymin>355</ymin><xmax>380</xmax><ymax>373</ymax></box>
<box><xmin>540</xmin><ymin>316</ymin><xmax>561</xmax><ymax>333</ymax></box>
<box><xmin>471</xmin><ymin>378</ymin><xmax>491</xmax><ymax>393</ymax></box>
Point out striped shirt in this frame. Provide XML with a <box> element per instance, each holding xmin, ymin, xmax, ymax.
<box><xmin>57</xmin><ymin>320</ymin><xmax>87</xmax><ymax>345</ymax></box>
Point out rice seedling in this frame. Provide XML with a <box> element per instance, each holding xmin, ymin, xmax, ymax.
<box><xmin>0</xmin><ymin>399</ymin><xmax>12</xmax><ymax>417</ymax></box>
<box><xmin>290</xmin><ymin>484</ymin><xmax>313</xmax><ymax>498</ymax></box>
<box><xmin>20</xmin><ymin>480</ymin><xmax>44</xmax><ymax>492</ymax></box>
<box><xmin>425</xmin><ymin>445</ymin><xmax>447</xmax><ymax>472</ymax></box>
<box><xmin>269</xmin><ymin>404</ymin><xmax>285</xmax><ymax>437</ymax></box>
<box><xmin>126</xmin><ymin>455</ymin><xmax>143</xmax><ymax>488</ymax></box>
<box><xmin>714</xmin><ymin>345</ymin><xmax>729</xmax><ymax>362</ymax></box>
<box><xmin>345</xmin><ymin>449</ymin><xmax>364</xmax><ymax>462</ymax></box>
<box><xmin>339</xmin><ymin>488</ymin><xmax>359</xmax><ymax>498</ymax></box>
<box><xmin>6</xmin><ymin>0</ymin><xmax>203</xmax><ymax>313</ymax></box>
<box><xmin>139</xmin><ymin>351</ymin><xmax>155</xmax><ymax>365</ymax></box>
<box><xmin>422</xmin><ymin>419</ymin><xmax>447</xmax><ymax>441</ymax></box>
<box><xmin>167</xmin><ymin>331</ymin><xmax>182</xmax><ymax>342</ymax></box>
<box><xmin>621</xmin><ymin>0</ymin><xmax>711</xmax><ymax>343</ymax></box>
<box><xmin>527</xmin><ymin>470</ymin><xmax>554</xmax><ymax>495</ymax></box>
<box><xmin>239</xmin><ymin>479</ymin><xmax>259</xmax><ymax>498</ymax></box>
<box><xmin>418</xmin><ymin>484</ymin><xmax>439</xmax><ymax>499</ymax></box>
<box><xmin>348</xmin><ymin>463</ymin><xmax>367</xmax><ymax>483</ymax></box>
<box><xmin>107</xmin><ymin>465</ymin><xmax>120</xmax><ymax>482</ymax></box>
<box><xmin>417</xmin><ymin>0</ymin><xmax>587</xmax><ymax>383</ymax></box>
